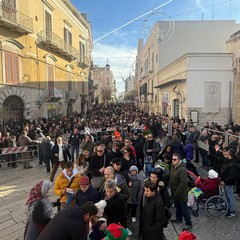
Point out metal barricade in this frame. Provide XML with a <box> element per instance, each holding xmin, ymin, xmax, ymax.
<box><xmin>191</xmin><ymin>125</ymin><xmax>239</xmax><ymax>154</ymax></box>
<box><xmin>0</xmin><ymin>145</ymin><xmax>39</xmax><ymax>167</ymax></box>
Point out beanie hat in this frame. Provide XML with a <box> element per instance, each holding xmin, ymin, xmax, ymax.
<box><xmin>208</xmin><ymin>170</ymin><xmax>218</xmax><ymax>179</ymax></box>
<box><xmin>178</xmin><ymin>230</ymin><xmax>196</xmax><ymax>240</ymax></box>
<box><xmin>103</xmin><ymin>223</ymin><xmax>129</xmax><ymax>240</ymax></box>
<box><xmin>79</xmin><ymin>176</ymin><xmax>90</xmax><ymax>186</ymax></box>
<box><xmin>129</xmin><ymin>165</ymin><xmax>138</xmax><ymax>172</ymax></box>
<box><xmin>95</xmin><ymin>200</ymin><xmax>107</xmax><ymax>217</ymax></box>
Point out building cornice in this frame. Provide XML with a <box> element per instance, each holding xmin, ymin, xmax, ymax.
<box><xmin>61</xmin><ymin>0</ymin><xmax>89</xmax><ymax>29</ymax></box>
<box><xmin>41</xmin><ymin>0</ymin><xmax>55</xmax><ymax>11</ymax></box>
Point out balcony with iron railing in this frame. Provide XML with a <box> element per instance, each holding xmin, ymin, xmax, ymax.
<box><xmin>37</xmin><ymin>30</ymin><xmax>79</xmax><ymax>61</ymax></box>
<box><xmin>77</xmin><ymin>55</ymin><xmax>90</xmax><ymax>69</ymax></box>
<box><xmin>0</xmin><ymin>3</ymin><xmax>33</xmax><ymax>33</ymax></box>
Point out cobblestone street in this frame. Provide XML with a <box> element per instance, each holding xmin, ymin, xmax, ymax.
<box><xmin>1</xmin><ymin>160</ymin><xmax>240</xmax><ymax>240</ymax></box>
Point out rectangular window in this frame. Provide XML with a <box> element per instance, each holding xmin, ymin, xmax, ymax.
<box><xmin>5</xmin><ymin>52</ymin><xmax>19</xmax><ymax>83</ymax></box>
<box><xmin>45</xmin><ymin>11</ymin><xmax>52</xmax><ymax>40</ymax></box>
<box><xmin>79</xmin><ymin>42</ymin><xmax>85</xmax><ymax>63</ymax></box>
<box><xmin>47</xmin><ymin>65</ymin><xmax>54</xmax><ymax>96</ymax></box>
<box><xmin>64</xmin><ymin>28</ymin><xmax>72</xmax><ymax>45</ymax></box>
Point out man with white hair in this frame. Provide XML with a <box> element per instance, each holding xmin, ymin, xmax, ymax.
<box><xmin>99</xmin><ymin>166</ymin><xmax>130</xmax><ymax>201</ymax></box>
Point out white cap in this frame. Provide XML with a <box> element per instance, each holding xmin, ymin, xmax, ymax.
<box><xmin>208</xmin><ymin>170</ymin><xmax>218</xmax><ymax>179</ymax></box>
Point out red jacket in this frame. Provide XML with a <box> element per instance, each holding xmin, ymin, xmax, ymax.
<box><xmin>196</xmin><ymin>177</ymin><xmax>221</xmax><ymax>196</ymax></box>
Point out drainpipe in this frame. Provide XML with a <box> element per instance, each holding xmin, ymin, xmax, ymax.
<box><xmin>229</xmin><ymin>80</ymin><xmax>232</xmax><ymax>124</ymax></box>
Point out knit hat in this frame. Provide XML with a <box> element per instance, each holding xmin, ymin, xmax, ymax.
<box><xmin>178</xmin><ymin>230</ymin><xmax>196</xmax><ymax>240</ymax></box>
<box><xmin>95</xmin><ymin>200</ymin><xmax>107</xmax><ymax>217</ymax></box>
<box><xmin>129</xmin><ymin>165</ymin><xmax>138</xmax><ymax>172</ymax></box>
<box><xmin>103</xmin><ymin>223</ymin><xmax>129</xmax><ymax>240</ymax></box>
<box><xmin>79</xmin><ymin>176</ymin><xmax>90</xmax><ymax>186</ymax></box>
<box><xmin>208</xmin><ymin>170</ymin><xmax>218</xmax><ymax>179</ymax></box>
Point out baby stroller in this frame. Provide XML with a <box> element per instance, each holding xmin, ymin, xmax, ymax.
<box><xmin>187</xmin><ymin>170</ymin><xmax>228</xmax><ymax>219</ymax></box>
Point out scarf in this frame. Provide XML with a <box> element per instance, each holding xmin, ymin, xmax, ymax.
<box><xmin>26</xmin><ymin>181</ymin><xmax>43</xmax><ymax>205</ymax></box>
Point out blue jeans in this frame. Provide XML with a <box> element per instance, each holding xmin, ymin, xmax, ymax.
<box><xmin>71</xmin><ymin>145</ymin><xmax>79</xmax><ymax>162</ymax></box>
<box><xmin>224</xmin><ymin>185</ymin><xmax>235</xmax><ymax>213</ymax></box>
<box><xmin>174</xmin><ymin>200</ymin><xmax>192</xmax><ymax>226</ymax></box>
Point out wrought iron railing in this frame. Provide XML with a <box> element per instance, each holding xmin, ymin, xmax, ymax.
<box><xmin>37</xmin><ymin>30</ymin><xmax>79</xmax><ymax>58</ymax></box>
<box><xmin>78</xmin><ymin>55</ymin><xmax>90</xmax><ymax>67</ymax></box>
<box><xmin>0</xmin><ymin>3</ymin><xmax>33</xmax><ymax>32</ymax></box>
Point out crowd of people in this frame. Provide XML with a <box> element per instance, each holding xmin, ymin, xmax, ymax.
<box><xmin>1</xmin><ymin>102</ymin><xmax>240</xmax><ymax>239</ymax></box>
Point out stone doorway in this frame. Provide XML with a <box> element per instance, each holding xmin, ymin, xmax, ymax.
<box><xmin>2</xmin><ymin>95</ymin><xmax>24</xmax><ymax>121</ymax></box>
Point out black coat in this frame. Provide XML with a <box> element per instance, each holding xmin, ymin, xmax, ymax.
<box><xmin>220</xmin><ymin>157</ymin><xmax>239</xmax><ymax>186</ymax></box>
<box><xmin>89</xmin><ymin>153</ymin><xmax>111</xmax><ymax>177</ymax></box>
<box><xmin>41</xmin><ymin>141</ymin><xmax>54</xmax><ymax>158</ymax></box>
<box><xmin>51</xmin><ymin>144</ymin><xmax>71</xmax><ymax>164</ymax></box>
<box><xmin>132</xmin><ymin>138</ymin><xmax>144</xmax><ymax>160</ymax></box>
<box><xmin>104</xmin><ymin>192</ymin><xmax>127</xmax><ymax>228</ymax></box>
<box><xmin>75</xmin><ymin>186</ymin><xmax>100</xmax><ymax>206</ymax></box>
<box><xmin>37</xmin><ymin>205</ymin><xmax>86</xmax><ymax>240</ymax></box>
<box><xmin>140</xmin><ymin>193</ymin><xmax>165</xmax><ymax>240</ymax></box>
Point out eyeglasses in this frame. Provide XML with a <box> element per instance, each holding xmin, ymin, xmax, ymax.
<box><xmin>97</xmin><ymin>150</ymin><xmax>103</xmax><ymax>153</ymax></box>
<box><xmin>148</xmin><ymin>136</ymin><xmax>153</xmax><ymax>139</ymax></box>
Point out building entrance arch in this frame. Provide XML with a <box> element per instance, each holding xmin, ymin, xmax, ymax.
<box><xmin>2</xmin><ymin>95</ymin><xmax>24</xmax><ymax>121</ymax></box>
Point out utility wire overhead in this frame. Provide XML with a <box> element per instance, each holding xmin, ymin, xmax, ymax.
<box><xmin>93</xmin><ymin>0</ymin><xmax>173</xmax><ymax>43</ymax></box>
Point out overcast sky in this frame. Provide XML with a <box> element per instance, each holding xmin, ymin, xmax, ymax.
<box><xmin>71</xmin><ymin>0</ymin><xmax>240</xmax><ymax>93</ymax></box>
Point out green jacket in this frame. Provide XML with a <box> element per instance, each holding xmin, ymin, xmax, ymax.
<box><xmin>168</xmin><ymin>162</ymin><xmax>188</xmax><ymax>202</ymax></box>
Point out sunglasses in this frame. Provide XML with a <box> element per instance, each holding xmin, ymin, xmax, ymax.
<box><xmin>97</xmin><ymin>150</ymin><xmax>103</xmax><ymax>153</ymax></box>
<box><xmin>172</xmin><ymin>158</ymin><xmax>178</xmax><ymax>161</ymax></box>
<box><xmin>148</xmin><ymin>137</ymin><xmax>153</xmax><ymax>138</ymax></box>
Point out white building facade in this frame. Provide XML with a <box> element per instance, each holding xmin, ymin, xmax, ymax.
<box><xmin>135</xmin><ymin>20</ymin><xmax>240</xmax><ymax>125</ymax></box>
